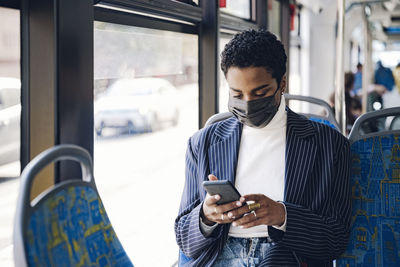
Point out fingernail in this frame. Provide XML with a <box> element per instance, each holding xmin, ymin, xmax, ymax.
<box><xmin>228</xmin><ymin>212</ymin><xmax>233</xmax><ymax>218</ymax></box>
<box><xmin>215</xmin><ymin>195</ymin><xmax>220</xmax><ymax>200</ymax></box>
<box><xmin>239</xmin><ymin>226</ymin><xmax>244</xmax><ymax>229</ymax></box>
<box><xmin>232</xmin><ymin>222</ymin><xmax>237</xmax><ymax>227</ymax></box>
<box><xmin>236</xmin><ymin>201</ymin><xmax>242</xmax><ymax>207</ymax></box>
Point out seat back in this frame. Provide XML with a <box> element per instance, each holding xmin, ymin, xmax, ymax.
<box><xmin>390</xmin><ymin>115</ymin><xmax>400</xmax><ymax>130</ymax></box>
<box><xmin>205</xmin><ymin>95</ymin><xmax>339</xmax><ymax>129</ymax></box>
<box><xmin>205</xmin><ymin>112</ymin><xmax>233</xmax><ymax>127</ymax></box>
<box><xmin>13</xmin><ymin>145</ymin><xmax>134</xmax><ymax>267</ymax></box>
<box><xmin>284</xmin><ymin>94</ymin><xmax>340</xmax><ymax>130</ymax></box>
<box><xmin>337</xmin><ymin>107</ymin><xmax>400</xmax><ymax>266</ymax></box>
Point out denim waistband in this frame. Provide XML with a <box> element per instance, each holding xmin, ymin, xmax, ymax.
<box><xmin>227</xmin><ymin>236</ymin><xmax>274</xmax><ymax>244</ymax></box>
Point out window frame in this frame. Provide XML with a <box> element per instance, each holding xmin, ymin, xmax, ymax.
<box><xmin>94</xmin><ymin>6</ymin><xmax>198</xmax><ymax>35</ymax></box>
<box><xmin>99</xmin><ymin>0</ymin><xmax>202</xmax><ymax>24</ymax></box>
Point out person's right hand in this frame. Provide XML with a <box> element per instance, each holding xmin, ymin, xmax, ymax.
<box><xmin>201</xmin><ymin>174</ymin><xmax>245</xmax><ymax>226</ymax></box>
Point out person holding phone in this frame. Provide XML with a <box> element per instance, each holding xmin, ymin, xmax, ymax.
<box><xmin>175</xmin><ymin>29</ymin><xmax>351</xmax><ymax>267</ymax></box>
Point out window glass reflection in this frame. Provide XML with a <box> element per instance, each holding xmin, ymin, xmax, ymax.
<box><xmin>0</xmin><ymin>7</ymin><xmax>20</xmax><ymax>267</ymax></box>
<box><xmin>268</xmin><ymin>0</ymin><xmax>281</xmax><ymax>37</ymax></box>
<box><xmin>220</xmin><ymin>0</ymin><xmax>251</xmax><ymax>20</ymax></box>
<box><xmin>94</xmin><ymin>22</ymin><xmax>198</xmax><ymax>267</ymax></box>
<box><xmin>174</xmin><ymin>0</ymin><xmax>199</xmax><ymax>6</ymax></box>
<box><xmin>0</xmin><ymin>7</ymin><xmax>20</xmax><ymax>178</ymax></box>
<box><xmin>219</xmin><ymin>35</ymin><xmax>233</xmax><ymax>112</ymax></box>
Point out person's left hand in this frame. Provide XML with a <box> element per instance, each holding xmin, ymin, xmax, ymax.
<box><xmin>227</xmin><ymin>194</ymin><xmax>286</xmax><ymax>229</ymax></box>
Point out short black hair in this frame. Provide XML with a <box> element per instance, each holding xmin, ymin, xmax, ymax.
<box><xmin>221</xmin><ymin>29</ymin><xmax>287</xmax><ymax>84</ymax></box>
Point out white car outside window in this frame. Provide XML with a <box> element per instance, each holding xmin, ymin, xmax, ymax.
<box><xmin>0</xmin><ymin>77</ymin><xmax>21</xmax><ymax>167</ymax></box>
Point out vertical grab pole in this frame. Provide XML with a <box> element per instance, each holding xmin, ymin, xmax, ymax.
<box><xmin>335</xmin><ymin>0</ymin><xmax>346</xmax><ymax>134</ymax></box>
<box><xmin>361</xmin><ymin>4</ymin><xmax>371</xmax><ymax>114</ymax></box>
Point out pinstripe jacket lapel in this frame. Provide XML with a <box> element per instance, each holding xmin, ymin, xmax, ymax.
<box><xmin>208</xmin><ymin>117</ymin><xmax>242</xmax><ymax>184</ymax></box>
<box><xmin>284</xmin><ymin>109</ymin><xmax>317</xmax><ymax>203</ymax></box>
<box><xmin>207</xmin><ymin>108</ymin><xmax>317</xmax><ymax>204</ymax></box>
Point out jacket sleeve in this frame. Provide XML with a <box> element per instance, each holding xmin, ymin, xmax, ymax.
<box><xmin>269</xmin><ymin>137</ymin><xmax>352</xmax><ymax>260</ymax></box>
<box><xmin>174</xmin><ymin>136</ymin><xmax>223</xmax><ymax>259</ymax></box>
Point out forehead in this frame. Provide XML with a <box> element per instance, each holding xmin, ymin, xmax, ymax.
<box><xmin>226</xmin><ymin>67</ymin><xmax>275</xmax><ymax>90</ymax></box>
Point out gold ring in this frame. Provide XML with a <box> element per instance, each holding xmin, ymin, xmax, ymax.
<box><xmin>248</xmin><ymin>202</ymin><xmax>261</xmax><ymax>211</ymax></box>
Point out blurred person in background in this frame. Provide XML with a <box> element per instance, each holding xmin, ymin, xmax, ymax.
<box><xmin>385</xmin><ymin>61</ymin><xmax>400</xmax><ymax>109</ymax></box>
<box><xmin>393</xmin><ymin>62</ymin><xmax>400</xmax><ymax>94</ymax></box>
<box><xmin>329</xmin><ymin>72</ymin><xmax>361</xmax><ymax>133</ymax></box>
<box><xmin>374</xmin><ymin>60</ymin><xmax>400</xmax><ymax>109</ymax></box>
<box><xmin>375</xmin><ymin>60</ymin><xmax>394</xmax><ymax>93</ymax></box>
<box><xmin>352</xmin><ymin>63</ymin><xmax>362</xmax><ymax>97</ymax></box>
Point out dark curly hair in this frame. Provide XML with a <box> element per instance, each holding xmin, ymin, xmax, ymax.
<box><xmin>221</xmin><ymin>29</ymin><xmax>287</xmax><ymax>84</ymax></box>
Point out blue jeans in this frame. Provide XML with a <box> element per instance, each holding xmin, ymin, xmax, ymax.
<box><xmin>213</xmin><ymin>236</ymin><xmax>276</xmax><ymax>267</ymax></box>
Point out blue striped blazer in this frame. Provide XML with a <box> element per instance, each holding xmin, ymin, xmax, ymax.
<box><xmin>175</xmin><ymin>107</ymin><xmax>352</xmax><ymax>267</ymax></box>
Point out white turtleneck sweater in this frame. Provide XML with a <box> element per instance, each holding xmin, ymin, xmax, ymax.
<box><xmin>200</xmin><ymin>95</ymin><xmax>287</xmax><ymax>237</ymax></box>
<box><xmin>229</xmin><ymin>94</ymin><xmax>287</xmax><ymax>237</ymax></box>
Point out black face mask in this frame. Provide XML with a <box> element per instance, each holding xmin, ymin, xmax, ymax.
<box><xmin>228</xmin><ymin>86</ymin><xmax>281</xmax><ymax>128</ymax></box>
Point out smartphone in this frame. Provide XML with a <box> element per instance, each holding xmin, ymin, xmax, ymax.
<box><xmin>202</xmin><ymin>180</ymin><xmax>241</xmax><ymax>205</ymax></box>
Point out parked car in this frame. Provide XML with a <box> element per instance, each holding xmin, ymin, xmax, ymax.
<box><xmin>0</xmin><ymin>77</ymin><xmax>20</xmax><ymax>167</ymax></box>
<box><xmin>94</xmin><ymin>78</ymin><xmax>179</xmax><ymax>136</ymax></box>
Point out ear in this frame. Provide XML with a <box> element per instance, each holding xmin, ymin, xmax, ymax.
<box><xmin>279</xmin><ymin>75</ymin><xmax>287</xmax><ymax>94</ymax></box>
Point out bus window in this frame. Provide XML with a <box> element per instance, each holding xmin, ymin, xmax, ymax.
<box><xmin>268</xmin><ymin>0</ymin><xmax>281</xmax><ymax>38</ymax></box>
<box><xmin>0</xmin><ymin>8</ymin><xmax>20</xmax><ymax>178</ymax></box>
<box><xmin>220</xmin><ymin>0</ymin><xmax>252</xmax><ymax>20</ymax></box>
<box><xmin>94</xmin><ymin>21</ymin><xmax>198</xmax><ymax>267</ymax></box>
<box><xmin>0</xmin><ymin>6</ymin><xmax>20</xmax><ymax>267</ymax></box>
<box><xmin>219</xmin><ymin>35</ymin><xmax>234</xmax><ymax>112</ymax></box>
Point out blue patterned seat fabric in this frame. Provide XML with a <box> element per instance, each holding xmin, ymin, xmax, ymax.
<box><xmin>337</xmin><ymin>134</ymin><xmax>400</xmax><ymax>267</ymax></box>
<box><xmin>26</xmin><ymin>184</ymin><xmax>133</xmax><ymax>267</ymax></box>
<box><xmin>179</xmin><ymin>250</ymin><xmax>191</xmax><ymax>266</ymax></box>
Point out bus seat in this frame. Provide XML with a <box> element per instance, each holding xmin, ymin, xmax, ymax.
<box><xmin>204</xmin><ymin>95</ymin><xmax>339</xmax><ymax>130</ymax></box>
<box><xmin>284</xmin><ymin>94</ymin><xmax>340</xmax><ymax>130</ymax></box>
<box><xmin>205</xmin><ymin>112</ymin><xmax>233</xmax><ymax>127</ymax></box>
<box><xmin>390</xmin><ymin>115</ymin><xmax>400</xmax><ymax>130</ymax></box>
<box><xmin>13</xmin><ymin>145</ymin><xmax>134</xmax><ymax>267</ymax></box>
<box><xmin>337</xmin><ymin>107</ymin><xmax>400</xmax><ymax>267</ymax></box>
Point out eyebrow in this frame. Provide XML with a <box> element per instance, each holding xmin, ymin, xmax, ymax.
<box><xmin>230</xmin><ymin>84</ymin><xmax>271</xmax><ymax>93</ymax></box>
